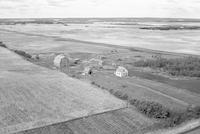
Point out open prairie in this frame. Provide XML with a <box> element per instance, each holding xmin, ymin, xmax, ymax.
<box><xmin>0</xmin><ymin>47</ymin><xmax>126</xmax><ymax>134</ymax></box>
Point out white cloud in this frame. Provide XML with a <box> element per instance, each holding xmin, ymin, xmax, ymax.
<box><xmin>0</xmin><ymin>0</ymin><xmax>200</xmax><ymax>18</ymax></box>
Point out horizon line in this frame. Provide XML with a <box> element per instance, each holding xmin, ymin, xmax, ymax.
<box><xmin>0</xmin><ymin>17</ymin><xmax>200</xmax><ymax>20</ymax></box>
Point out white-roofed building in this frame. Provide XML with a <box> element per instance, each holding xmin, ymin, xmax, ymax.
<box><xmin>115</xmin><ymin>66</ymin><xmax>128</xmax><ymax>77</ymax></box>
<box><xmin>54</xmin><ymin>54</ymin><xmax>69</xmax><ymax>71</ymax></box>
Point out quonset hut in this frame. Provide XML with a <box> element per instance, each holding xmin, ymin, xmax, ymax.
<box><xmin>54</xmin><ymin>54</ymin><xmax>69</xmax><ymax>72</ymax></box>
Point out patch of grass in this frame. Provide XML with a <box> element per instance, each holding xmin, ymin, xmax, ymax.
<box><xmin>14</xmin><ymin>50</ymin><xmax>32</xmax><ymax>59</ymax></box>
<box><xmin>134</xmin><ymin>57</ymin><xmax>200</xmax><ymax>77</ymax></box>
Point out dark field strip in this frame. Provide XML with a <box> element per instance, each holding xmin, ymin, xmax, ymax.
<box><xmin>182</xmin><ymin>126</ymin><xmax>200</xmax><ymax>134</ymax></box>
<box><xmin>16</xmin><ymin>107</ymin><xmax>157</xmax><ymax>134</ymax></box>
<box><xmin>129</xmin><ymin>70</ymin><xmax>200</xmax><ymax>94</ymax></box>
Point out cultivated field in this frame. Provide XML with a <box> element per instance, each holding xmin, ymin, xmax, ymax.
<box><xmin>0</xmin><ymin>47</ymin><xmax>126</xmax><ymax>134</ymax></box>
<box><xmin>17</xmin><ymin>107</ymin><xmax>158</xmax><ymax>134</ymax></box>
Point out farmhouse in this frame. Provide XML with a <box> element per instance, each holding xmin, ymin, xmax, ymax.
<box><xmin>54</xmin><ymin>54</ymin><xmax>69</xmax><ymax>71</ymax></box>
<box><xmin>115</xmin><ymin>66</ymin><xmax>128</xmax><ymax>77</ymax></box>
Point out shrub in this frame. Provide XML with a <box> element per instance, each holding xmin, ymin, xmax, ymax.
<box><xmin>122</xmin><ymin>85</ymin><xmax>127</xmax><ymax>88</ymax></box>
<box><xmin>109</xmin><ymin>89</ymin><xmax>114</xmax><ymax>94</ymax></box>
<box><xmin>185</xmin><ymin>106</ymin><xmax>200</xmax><ymax>119</ymax></box>
<box><xmin>129</xmin><ymin>99</ymin><xmax>138</xmax><ymax>105</ymax></box>
<box><xmin>91</xmin><ymin>81</ymin><xmax>96</xmax><ymax>85</ymax></box>
<box><xmin>14</xmin><ymin>50</ymin><xmax>32</xmax><ymax>59</ymax></box>
<box><xmin>36</xmin><ymin>55</ymin><xmax>40</xmax><ymax>60</ymax></box>
<box><xmin>113</xmin><ymin>90</ymin><xmax>123</xmax><ymax>98</ymax></box>
<box><xmin>112</xmin><ymin>90</ymin><xmax>128</xmax><ymax>100</ymax></box>
<box><xmin>0</xmin><ymin>42</ymin><xmax>7</xmax><ymax>48</ymax></box>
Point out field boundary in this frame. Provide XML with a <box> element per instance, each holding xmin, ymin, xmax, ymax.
<box><xmin>13</xmin><ymin>107</ymin><xmax>127</xmax><ymax>134</ymax></box>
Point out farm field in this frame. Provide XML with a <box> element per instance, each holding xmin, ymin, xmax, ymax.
<box><xmin>0</xmin><ymin>47</ymin><xmax>126</xmax><ymax>134</ymax></box>
<box><xmin>89</xmin><ymin>72</ymin><xmax>200</xmax><ymax>111</ymax></box>
<box><xmin>16</xmin><ymin>107</ymin><xmax>158</xmax><ymax>134</ymax></box>
<box><xmin>0</xmin><ymin>29</ymin><xmax>115</xmax><ymax>54</ymax></box>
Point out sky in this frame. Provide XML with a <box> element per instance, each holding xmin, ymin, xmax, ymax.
<box><xmin>0</xmin><ymin>0</ymin><xmax>200</xmax><ymax>18</ymax></box>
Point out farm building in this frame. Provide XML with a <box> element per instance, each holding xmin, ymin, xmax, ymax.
<box><xmin>54</xmin><ymin>54</ymin><xmax>69</xmax><ymax>71</ymax></box>
<box><xmin>82</xmin><ymin>66</ymin><xmax>93</xmax><ymax>75</ymax></box>
<box><xmin>115</xmin><ymin>66</ymin><xmax>128</xmax><ymax>77</ymax></box>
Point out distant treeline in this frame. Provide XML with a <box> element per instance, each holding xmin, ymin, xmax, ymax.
<box><xmin>0</xmin><ymin>20</ymin><xmax>63</xmax><ymax>25</ymax></box>
<box><xmin>134</xmin><ymin>57</ymin><xmax>200</xmax><ymax>77</ymax></box>
<box><xmin>140</xmin><ymin>25</ymin><xmax>200</xmax><ymax>30</ymax></box>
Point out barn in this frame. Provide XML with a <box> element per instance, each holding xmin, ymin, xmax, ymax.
<box><xmin>54</xmin><ymin>54</ymin><xmax>69</xmax><ymax>71</ymax></box>
<box><xmin>115</xmin><ymin>66</ymin><xmax>128</xmax><ymax>77</ymax></box>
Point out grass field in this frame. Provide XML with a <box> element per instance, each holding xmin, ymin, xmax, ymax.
<box><xmin>89</xmin><ymin>72</ymin><xmax>200</xmax><ymax>110</ymax></box>
<box><xmin>0</xmin><ymin>47</ymin><xmax>126</xmax><ymax>134</ymax></box>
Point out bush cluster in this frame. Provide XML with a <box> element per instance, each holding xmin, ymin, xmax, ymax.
<box><xmin>129</xmin><ymin>99</ymin><xmax>170</xmax><ymax>119</ymax></box>
<box><xmin>134</xmin><ymin>57</ymin><xmax>200</xmax><ymax>77</ymax></box>
<box><xmin>130</xmin><ymin>99</ymin><xmax>200</xmax><ymax>128</ymax></box>
<box><xmin>14</xmin><ymin>50</ymin><xmax>32</xmax><ymax>59</ymax></box>
<box><xmin>0</xmin><ymin>42</ymin><xmax>7</xmax><ymax>48</ymax></box>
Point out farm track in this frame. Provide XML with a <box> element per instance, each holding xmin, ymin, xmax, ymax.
<box><xmin>0</xmin><ymin>47</ymin><xmax>126</xmax><ymax>134</ymax></box>
<box><xmin>131</xmin><ymin>78</ymin><xmax>200</xmax><ymax>106</ymax></box>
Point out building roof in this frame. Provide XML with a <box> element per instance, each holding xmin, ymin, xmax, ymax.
<box><xmin>116</xmin><ymin>66</ymin><xmax>128</xmax><ymax>73</ymax></box>
<box><xmin>54</xmin><ymin>54</ymin><xmax>68</xmax><ymax>68</ymax></box>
